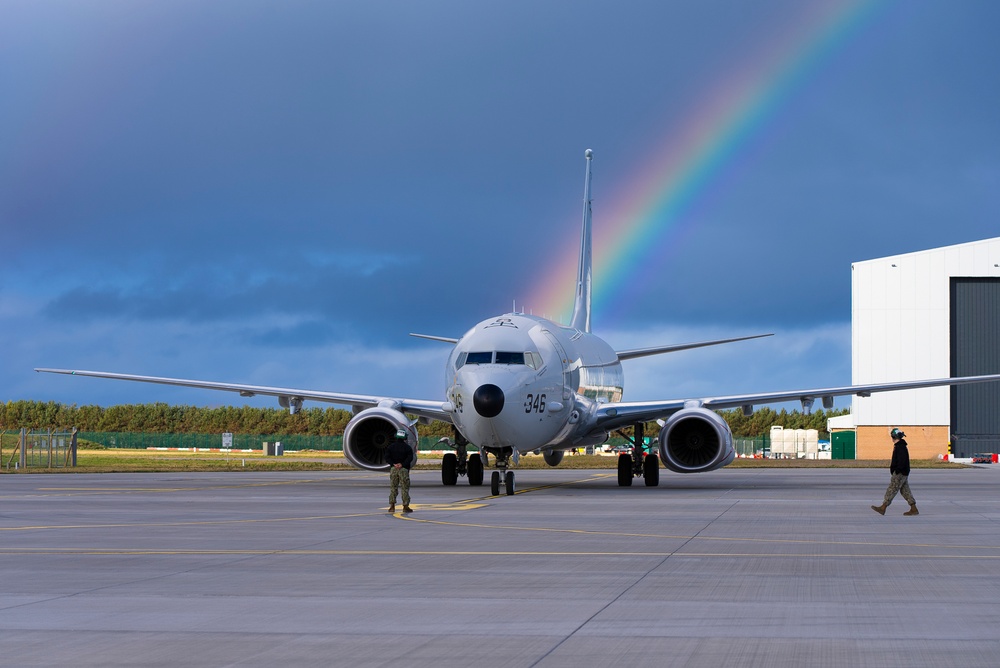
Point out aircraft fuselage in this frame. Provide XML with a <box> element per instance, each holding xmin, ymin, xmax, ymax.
<box><xmin>445</xmin><ymin>313</ymin><xmax>623</xmax><ymax>455</ymax></box>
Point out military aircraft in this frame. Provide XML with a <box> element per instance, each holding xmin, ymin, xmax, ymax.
<box><xmin>37</xmin><ymin>149</ymin><xmax>1000</xmax><ymax>495</ymax></box>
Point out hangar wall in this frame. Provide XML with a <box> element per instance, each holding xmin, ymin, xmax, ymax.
<box><xmin>851</xmin><ymin>237</ymin><xmax>1000</xmax><ymax>458</ymax></box>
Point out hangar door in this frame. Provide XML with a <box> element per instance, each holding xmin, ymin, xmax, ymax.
<box><xmin>950</xmin><ymin>278</ymin><xmax>1000</xmax><ymax>456</ymax></box>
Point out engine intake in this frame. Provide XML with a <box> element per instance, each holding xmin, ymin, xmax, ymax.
<box><xmin>658</xmin><ymin>406</ymin><xmax>735</xmax><ymax>473</ymax></box>
<box><xmin>343</xmin><ymin>407</ymin><xmax>417</xmax><ymax>471</ymax></box>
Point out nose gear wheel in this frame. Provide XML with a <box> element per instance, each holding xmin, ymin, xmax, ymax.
<box><xmin>484</xmin><ymin>447</ymin><xmax>515</xmax><ymax>496</ymax></box>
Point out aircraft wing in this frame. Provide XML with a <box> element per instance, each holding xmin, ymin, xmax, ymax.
<box><xmin>592</xmin><ymin>373</ymin><xmax>1000</xmax><ymax>431</ymax></box>
<box><xmin>34</xmin><ymin>368</ymin><xmax>453</xmax><ymax>424</ymax></box>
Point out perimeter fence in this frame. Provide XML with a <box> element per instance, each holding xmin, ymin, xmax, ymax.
<box><xmin>16</xmin><ymin>431</ymin><xmax>799</xmax><ymax>459</ymax></box>
<box><xmin>2</xmin><ymin>428</ymin><xmax>78</xmax><ymax>470</ymax></box>
<box><xmin>734</xmin><ymin>436</ymin><xmax>768</xmax><ymax>458</ymax></box>
<box><xmin>79</xmin><ymin>431</ymin><xmax>342</xmax><ymax>452</ymax></box>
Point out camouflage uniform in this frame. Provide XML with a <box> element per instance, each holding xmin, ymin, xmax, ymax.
<box><xmin>386</xmin><ymin>434</ymin><xmax>413</xmax><ymax>510</ymax></box>
<box><xmin>389</xmin><ymin>465</ymin><xmax>410</xmax><ymax>506</ymax></box>
<box><xmin>882</xmin><ymin>471</ymin><xmax>915</xmax><ymax>506</ymax></box>
<box><xmin>880</xmin><ymin>434</ymin><xmax>916</xmax><ymax>508</ymax></box>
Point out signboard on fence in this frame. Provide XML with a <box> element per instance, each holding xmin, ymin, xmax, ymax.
<box><xmin>222</xmin><ymin>432</ymin><xmax>233</xmax><ymax>450</ymax></box>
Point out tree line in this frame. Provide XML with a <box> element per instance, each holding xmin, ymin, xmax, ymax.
<box><xmin>1</xmin><ymin>400</ymin><xmax>848</xmax><ymax>438</ymax></box>
<box><xmin>717</xmin><ymin>406</ymin><xmax>848</xmax><ymax>437</ymax></box>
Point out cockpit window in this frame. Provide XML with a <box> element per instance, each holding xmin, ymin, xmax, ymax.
<box><xmin>465</xmin><ymin>351</ymin><xmax>493</xmax><ymax>365</ymax></box>
<box><xmin>457</xmin><ymin>351</ymin><xmax>543</xmax><ymax>369</ymax></box>
<box><xmin>494</xmin><ymin>351</ymin><xmax>524</xmax><ymax>365</ymax></box>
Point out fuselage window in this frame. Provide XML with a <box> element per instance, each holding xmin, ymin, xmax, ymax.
<box><xmin>465</xmin><ymin>351</ymin><xmax>493</xmax><ymax>365</ymax></box>
<box><xmin>577</xmin><ymin>365</ymin><xmax>624</xmax><ymax>402</ymax></box>
<box><xmin>495</xmin><ymin>351</ymin><xmax>525</xmax><ymax>365</ymax></box>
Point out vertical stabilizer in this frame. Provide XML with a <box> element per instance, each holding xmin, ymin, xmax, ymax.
<box><xmin>570</xmin><ymin>149</ymin><xmax>594</xmax><ymax>333</ymax></box>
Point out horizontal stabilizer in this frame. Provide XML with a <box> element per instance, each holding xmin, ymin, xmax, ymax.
<box><xmin>409</xmin><ymin>333</ymin><xmax>460</xmax><ymax>344</ymax></box>
<box><xmin>616</xmin><ymin>333</ymin><xmax>773</xmax><ymax>361</ymax></box>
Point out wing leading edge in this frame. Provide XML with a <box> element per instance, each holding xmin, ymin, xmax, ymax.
<box><xmin>33</xmin><ymin>368</ymin><xmax>453</xmax><ymax>424</ymax></box>
<box><xmin>593</xmin><ymin>373</ymin><xmax>1000</xmax><ymax>432</ymax></box>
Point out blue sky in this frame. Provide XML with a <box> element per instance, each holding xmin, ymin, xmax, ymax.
<box><xmin>3</xmin><ymin>0</ymin><xmax>998</xmax><ymax>410</ymax></box>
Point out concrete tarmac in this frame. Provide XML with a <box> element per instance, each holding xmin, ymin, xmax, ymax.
<box><xmin>2</xmin><ymin>466</ymin><xmax>1000</xmax><ymax>667</ymax></box>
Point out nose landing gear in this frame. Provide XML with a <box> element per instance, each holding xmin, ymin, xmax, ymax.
<box><xmin>438</xmin><ymin>431</ymin><xmax>517</xmax><ymax>496</ymax></box>
<box><xmin>490</xmin><ymin>469</ymin><xmax>515</xmax><ymax>496</ymax></box>
<box><xmin>484</xmin><ymin>447</ymin><xmax>516</xmax><ymax>496</ymax></box>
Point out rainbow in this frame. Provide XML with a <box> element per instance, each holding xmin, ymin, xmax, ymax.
<box><xmin>530</xmin><ymin>0</ymin><xmax>890</xmax><ymax>324</ymax></box>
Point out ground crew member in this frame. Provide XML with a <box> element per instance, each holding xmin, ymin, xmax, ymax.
<box><xmin>387</xmin><ymin>429</ymin><xmax>413</xmax><ymax>513</ymax></box>
<box><xmin>871</xmin><ymin>428</ymin><xmax>918</xmax><ymax>516</ymax></box>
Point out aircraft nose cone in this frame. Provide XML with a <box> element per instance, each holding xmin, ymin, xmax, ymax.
<box><xmin>473</xmin><ymin>384</ymin><xmax>505</xmax><ymax>418</ymax></box>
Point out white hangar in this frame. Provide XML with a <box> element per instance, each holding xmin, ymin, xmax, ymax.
<box><xmin>842</xmin><ymin>236</ymin><xmax>1000</xmax><ymax>459</ymax></box>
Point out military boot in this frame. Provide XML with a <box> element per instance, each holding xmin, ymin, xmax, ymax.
<box><xmin>870</xmin><ymin>503</ymin><xmax>887</xmax><ymax>515</ymax></box>
<box><xmin>402</xmin><ymin>505</ymin><xmax>413</xmax><ymax>513</ymax></box>
<box><xmin>903</xmin><ymin>504</ymin><xmax>919</xmax><ymax>516</ymax></box>
<box><xmin>388</xmin><ymin>503</ymin><xmax>395</xmax><ymax>513</ymax></box>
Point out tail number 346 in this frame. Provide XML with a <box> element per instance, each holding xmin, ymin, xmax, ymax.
<box><xmin>524</xmin><ymin>393</ymin><xmax>546</xmax><ymax>413</ymax></box>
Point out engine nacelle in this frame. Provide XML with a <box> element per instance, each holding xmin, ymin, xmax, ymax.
<box><xmin>542</xmin><ymin>449</ymin><xmax>564</xmax><ymax>467</ymax></box>
<box><xmin>343</xmin><ymin>407</ymin><xmax>418</xmax><ymax>471</ymax></box>
<box><xmin>658</xmin><ymin>406</ymin><xmax>735</xmax><ymax>473</ymax></box>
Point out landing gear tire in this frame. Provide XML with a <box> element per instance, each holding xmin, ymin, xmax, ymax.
<box><xmin>442</xmin><ymin>452</ymin><xmax>458</xmax><ymax>486</ymax></box>
<box><xmin>505</xmin><ymin>471</ymin><xmax>515</xmax><ymax>495</ymax></box>
<box><xmin>468</xmin><ymin>453</ymin><xmax>484</xmax><ymax>486</ymax></box>
<box><xmin>617</xmin><ymin>454</ymin><xmax>633</xmax><ymax>487</ymax></box>
<box><xmin>491</xmin><ymin>470</ymin><xmax>501</xmax><ymax>496</ymax></box>
<box><xmin>643</xmin><ymin>454</ymin><xmax>659</xmax><ymax>487</ymax></box>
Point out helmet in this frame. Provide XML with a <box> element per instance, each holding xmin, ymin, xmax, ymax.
<box><xmin>890</xmin><ymin>428</ymin><xmax>905</xmax><ymax>440</ymax></box>
<box><xmin>395</xmin><ymin>429</ymin><xmax>408</xmax><ymax>440</ymax></box>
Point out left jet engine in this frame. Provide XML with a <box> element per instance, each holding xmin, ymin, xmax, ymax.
<box><xmin>343</xmin><ymin>407</ymin><xmax>417</xmax><ymax>470</ymax></box>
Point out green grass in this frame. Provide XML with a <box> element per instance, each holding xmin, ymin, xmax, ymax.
<box><xmin>0</xmin><ymin>448</ymin><xmax>968</xmax><ymax>473</ymax></box>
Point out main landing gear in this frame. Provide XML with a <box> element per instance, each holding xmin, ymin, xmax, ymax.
<box><xmin>615</xmin><ymin>422</ymin><xmax>659</xmax><ymax>487</ymax></box>
<box><xmin>440</xmin><ymin>430</ymin><xmax>484</xmax><ymax>487</ymax></box>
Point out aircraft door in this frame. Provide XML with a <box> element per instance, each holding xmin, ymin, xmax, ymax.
<box><xmin>542</xmin><ymin>330</ymin><xmax>575</xmax><ymax>404</ymax></box>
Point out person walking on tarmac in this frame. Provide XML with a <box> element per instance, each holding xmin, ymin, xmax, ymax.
<box><xmin>871</xmin><ymin>428</ymin><xmax>919</xmax><ymax>516</ymax></box>
<box><xmin>387</xmin><ymin>429</ymin><xmax>414</xmax><ymax>514</ymax></box>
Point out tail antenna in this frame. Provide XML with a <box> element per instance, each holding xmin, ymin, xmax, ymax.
<box><xmin>569</xmin><ymin>149</ymin><xmax>594</xmax><ymax>333</ymax></box>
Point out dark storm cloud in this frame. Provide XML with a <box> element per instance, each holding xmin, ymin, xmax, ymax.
<box><xmin>4</xmin><ymin>1</ymin><xmax>999</xmax><ymax>406</ymax></box>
